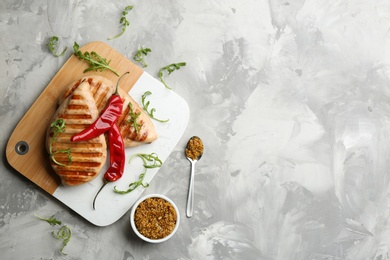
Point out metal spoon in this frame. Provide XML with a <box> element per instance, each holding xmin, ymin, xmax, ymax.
<box><xmin>185</xmin><ymin>136</ymin><xmax>204</xmax><ymax>218</ymax></box>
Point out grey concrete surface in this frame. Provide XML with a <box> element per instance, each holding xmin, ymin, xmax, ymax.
<box><xmin>2</xmin><ymin>0</ymin><xmax>390</xmax><ymax>259</ymax></box>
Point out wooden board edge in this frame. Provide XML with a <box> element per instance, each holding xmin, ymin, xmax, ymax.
<box><xmin>5</xmin><ymin>41</ymin><xmax>145</xmax><ymax>195</ymax></box>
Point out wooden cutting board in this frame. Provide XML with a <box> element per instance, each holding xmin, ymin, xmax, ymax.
<box><xmin>6</xmin><ymin>41</ymin><xmax>144</xmax><ymax>195</ymax></box>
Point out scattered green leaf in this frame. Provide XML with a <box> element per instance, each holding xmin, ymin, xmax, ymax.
<box><xmin>49</xmin><ymin>119</ymin><xmax>72</xmax><ymax>166</ymax></box>
<box><xmin>52</xmin><ymin>225</ymin><xmax>72</xmax><ymax>255</ymax></box>
<box><xmin>130</xmin><ymin>152</ymin><xmax>163</xmax><ymax>168</ymax></box>
<box><xmin>73</xmin><ymin>42</ymin><xmax>120</xmax><ymax>76</ymax></box>
<box><xmin>114</xmin><ymin>172</ymin><xmax>149</xmax><ymax>194</ymax></box>
<box><xmin>108</xmin><ymin>5</ymin><xmax>134</xmax><ymax>40</ymax></box>
<box><xmin>158</xmin><ymin>62</ymin><xmax>186</xmax><ymax>89</ymax></box>
<box><xmin>34</xmin><ymin>214</ymin><xmax>62</xmax><ymax>226</ymax></box>
<box><xmin>127</xmin><ymin>102</ymin><xmax>142</xmax><ymax>134</ymax></box>
<box><xmin>46</xmin><ymin>36</ymin><xmax>67</xmax><ymax>57</ymax></box>
<box><xmin>114</xmin><ymin>153</ymin><xmax>162</xmax><ymax>194</ymax></box>
<box><xmin>133</xmin><ymin>47</ymin><xmax>151</xmax><ymax>67</ymax></box>
<box><xmin>141</xmin><ymin>91</ymin><xmax>169</xmax><ymax>122</ymax></box>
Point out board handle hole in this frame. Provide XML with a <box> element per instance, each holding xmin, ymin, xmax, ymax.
<box><xmin>15</xmin><ymin>141</ymin><xmax>29</xmax><ymax>155</ymax></box>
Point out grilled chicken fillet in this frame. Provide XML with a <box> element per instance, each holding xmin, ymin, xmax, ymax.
<box><xmin>46</xmin><ymin>81</ymin><xmax>107</xmax><ymax>186</ymax></box>
<box><xmin>59</xmin><ymin>75</ymin><xmax>158</xmax><ymax>147</ymax></box>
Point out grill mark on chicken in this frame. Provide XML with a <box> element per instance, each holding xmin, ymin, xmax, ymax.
<box><xmin>63</xmin><ymin>124</ymin><xmax>91</xmax><ymax>130</ymax></box>
<box><xmin>95</xmin><ymin>85</ymin><xmax>112</xmax><ymax>112</ymax></box>
<box><xmin>55</xmin><ymin>161</ymin><xmax>103</xmax><ymax>168</ymax></box>
<box><xmin>118</xmin><ymin>106</ymin><xmax>148</xmax><ymax>142</ymax></box>
<box><xmin>53</xmin><ymin>152</ymin><xmax>104</xmax><ymax>160</ymax></box>
<box><xmin>60</xmin><ymin>114</ymin><xmax>93</xmax><ymax>120</ymax></box>
<box><xmin>47</xmin><ymin>81</ymin><xmax>107</xmax><ymax>186</ymax></box>
<box><xmin>68</xmin><ymin>104</ymin><xmax>89</xmax><ymax>110</ymax></box>
<box><xmin>51</xmin><ymin>141</ymin><xmax>104</xmax><ymax>149</ymax></box>
<box><xmin>57</xmin><ymin>170</ymin><xmax>98</xmax><ymax>177</ymax></box>
<box><xmin>116</xmin><ymin>102</ymin><xmax>129</xmax><ymax>126</ymax></box>
<box><xmin>63</xmin><ymin>79</ymin><xmax>82</xmax><ymax>99</ymax></box>
<box><xmin>59</xmin><ymin>75</ymin><xmax>158</xmax><ymax>147</ymax></box>
<box><xmin>88</xmin><ymin>77</ymin><xmax>100</xmax><ymax>97</ymax></box>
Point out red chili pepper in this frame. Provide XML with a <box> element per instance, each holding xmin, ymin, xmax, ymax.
<box><xmin>104</xmin><ymin>123</ymin><xmax>125</xmax><ymax>182</ymax></box>
<box><xmin>70</xmin><ymin>72</ymin><xmax>129</xmax><ymax>142</ymax></box>
<box><xmin>70</xmin><ymin>96</ymin><xmax>122</xmax><ymax>142</ymax></box>
<box><xmin>93</xmin><ymin>124</ymin><xmax>125</xmax><ymax>209</ymax></box>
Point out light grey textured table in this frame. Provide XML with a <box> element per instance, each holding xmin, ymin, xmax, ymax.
<box><xmin>2</xmin><ymin>1</ymin><xmax>390</xmax><ymax>259</ymax></box>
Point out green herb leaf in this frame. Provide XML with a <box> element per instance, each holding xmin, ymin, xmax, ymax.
<box><xmin>49</xmin><ymin>119</ymin><xmax>72</xmax><ymax>166</ymax></box>
<box><xmin>158</xmin><ymin>62</ymin><xmax>186</xmax><ymax>89</ymax></box>
<box><xmin>52</xmin><ymin>225</ymin><xmax>72</xmax><ymax>255</ymax></box>
<box><xmin>46</xmin><ymin>36</ymin><xmax>67</xmax><ymax>57</ymax></box>
<box><xmin>141</xmin><ymin>91</ymin><xmax>169</xmax><ymax>122</ymax></box>
<box><xmin>133</xmin><ymin>47</ymin><xmax>151</xmax><ymax>67</ymax></box>
<box><xmin>114</xmin><ymin>153</ymin><xmax>162</xmax><ymax>194</ymax></box>
<box><xmin>127</xmin><ymin>102</ymin><xmax>142</xmax><ymax>134</ymax></box>
<box><xmin>129</xmin><ymin>152</ymin><xmax>163</xmax><ymax>168</ymax></box>
<box><xmin>114</xmin><ymin>172</ymin><xmax>149</xmax><ymax>194</ymax></box>
<box><xmin>73</xmin><ymin>42</ymin><xmax>120</xmax><ymax>76</ymax></box>
<box><xmin>34</xmin><ymin>214</ymin><xmax>62</xmax><ymax>226</ymax></box>
<box><xmin>51</xmin><ymin>149</ymin><xmax>72</xmax><ymax>166</ymax></box>
<box><xmin>108</xmin><ymin>5</ymin><xmax>134</xmax><ymax>40</ymax></box>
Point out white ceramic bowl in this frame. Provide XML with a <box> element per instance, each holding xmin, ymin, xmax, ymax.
<box><xmin>130</xmin><ymin>194</ymin><xmax>180</xmax><ymax>243</ymax></box>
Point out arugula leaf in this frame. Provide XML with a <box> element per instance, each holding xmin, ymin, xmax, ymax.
<box><xmin>73</xmin><ymin>42</ymin><xmax>120</xmax><ymax>76</ymax></box>
<box><xmin>114</xmin><ymin>153</ymin><xmax>162</xmax><ymax>194</ymax></box>
<box><xmin>108</xmin><ymin>5</ymin><xmax>134</xmax><ymax>40</ymax></box>
<box><xmin>133</xmin><ymin>47</ymin><xmax>151</xmax><ymax>67</ymax></box>
<box><xmin>114</xmin><ymin>172</ymin><xmax>149</xmax><ymax>194</ymax></box>
<box><xmin>46</xmin><ymin>36</ymin><xmax>67</xmax><ymax>57</ymax></box>
<box><xmin>34</xmin><ymin>214</ymin><xmax>62</xmax><ymax>226</ymax></box>
<box><xmin>130</xmin><ymin>152</ymin><xmax>163</xmax><ymax>168</ymax></box>
<box><xmin>158</xmin><ymin>62</ymin><xmax>186</xmax><ymax>89</ymax></box>
<box><xmin>141</xmin><ymin>91</ymin><xmax>169</xmax><ymax>122</ymax></box>
<box><xmin>127</xmin><ymin>102</ymin><xmax>142</xmax><ymax>134</ymax></box>
<box><xmin>34</xmin><ymin>214</ymin><xmax>72</xmax><ymax>255</ymax></box>
<box><xmin>49</xmin><ymin>119</ymin><xmax>72</xmax><ymax>166</ymax></box>
<box><xmin>52</xmin><ymin>225</ymin><xmax>72</xmax><ymax>255</ymax></box>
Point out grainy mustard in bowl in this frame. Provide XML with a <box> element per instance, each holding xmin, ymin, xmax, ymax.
<box><xmin>130</xmin><ymin>194</ymin><xmax>180</xmax><ymax>243</ymax></box>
